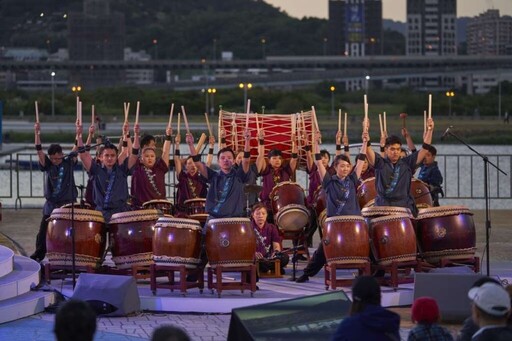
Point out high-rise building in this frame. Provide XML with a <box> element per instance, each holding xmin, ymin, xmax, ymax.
<box><xmin>68</xmin><ymin>0</ymin><xmax>125</xmax><ymax>87</ymax></box>
<box><xmin>467</xmin><ymin>10</ymin><xmax>512</xmax><ymax>55</ymax></box>
<box><xmin>327</xmin><ymin>0</ymin><xmax>383</xmax><ymax>56</ymax></box>
<box><xmin>406</xmin><ymin>0</ymin><xmax>457</xmax><ymax>56</ymax></box>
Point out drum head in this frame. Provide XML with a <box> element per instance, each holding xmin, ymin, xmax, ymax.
<box><xmin>276</xmin><ymin>205</ymin><xmax>309</xmax><ymax>231</ymax></box>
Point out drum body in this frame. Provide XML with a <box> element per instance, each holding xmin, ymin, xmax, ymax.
<box><xmin>361</xmin><ymin>206</ymin><xmax>413</xmax><ymax>228</ymax></box>
<box><xmin>322</xmin><ymin>216</ymin><xmax>370</xmax><ymax>264</ymax></box>
<box><xmin>184</xmin><ymin>198</ymin><xmax>208</xmax><ymax>224</ymax></box>
<box><xmin>205</xmin><ymin>218</ymin><xmax>255</xmax><ymax>268</ymax></box>
<box><xmin>416</xmin><ymin>206</ymin><xmax>476</xmax><ymax>264</ymax></box>
<box><xmin>47</xmin><ymin>208</ymin><xmax>106</xmax><ymax>267</ymax></box>
<box><xmin>313</xmin><ymin>186</ymin><xmax>326</xmax><ymax>217</ymax></box>
<box><xmin>270</xmin><ymin>181</ymin><xmax>310</xmax><ymax>232</ymax></box>
<box><xmin>357</xmin><ymin>177</ymin><xmax>433</xmax><ymax>209</ymax></box>
<box><xmin>142</xmin><ymin>199</ymin><xmax>174</xmax><ymax>216</ymax></box>
<box><xmin>109</xmin><ymin>209</ymin><xmax>160</xmax><ymax>269</ymax></box>
<box><xmin>369</xmin><ymin>213</ymin><xmax>417</xmax><ymax>265</ymax></box>
<box><xmin>153</xmin><ymin>217</ymin><xmax>202</xmax><ymax>268</ymax></box>
<box><xmin>411</xmin><ymin>178</ymin><xmax>433</xmax><ymax>209</ymax></box>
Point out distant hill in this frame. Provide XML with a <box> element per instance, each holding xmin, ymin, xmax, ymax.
<box><xmin>383</xmin><ymin>19</ymin><xmax>406</xmax><ymax>35</ymax></box>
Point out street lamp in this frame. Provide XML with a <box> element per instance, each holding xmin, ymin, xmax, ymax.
<box><xmin>323</xmin><ymin>37</ymin><xmax>328</xmax><ymax>56</ymax></box>
<box><xmin>330</xmin><ymin>85</ymin><xmax>335</xmax><ymax>117</ymax></box>
<box><xmin>446</xmin><ymin>91</ymin><xmax>455</xmax><ymax>116</ymax></box>
<box><xmin>72</xmin><ymin>85</ymin><xmax>82</xmax><ymax>97</ymax></box>
<box><xmin>50</xmin><ymin>71</ymin><xmax>55</xmax><ymax>117</ymax></box>
<box><xmin>208</xmin><ymin>88</ymin><xmax>217</xmax><ymax>116</ymax></box>
<box><xmin>239</xmin><ymin>83</ymin><xmax>252</xmax><ymax>112</ymax></box>
<box><xmin>365</xmin><ymin>75</ymin><xmax>371</xmax><ymax>93</ymax></box>
<box><xmin>152</xmin><ymin>39</ymin><xmax>158</xmax><ymax>60</ymax></box>
<box><xmin>260</xmin><ymin>38</ymin><xmax>266</xmax><ymax>59</ymax></box>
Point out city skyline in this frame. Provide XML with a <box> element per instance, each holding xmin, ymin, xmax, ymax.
<box><xmin>264</xmin><ymin>0</ymin><xmax>512</xmax><ymax>22</ymax></box>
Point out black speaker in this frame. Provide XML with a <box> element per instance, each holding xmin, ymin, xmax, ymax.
<box><xmin>227</xmin><ymin>290</ymin><xmax>352</xmax><ymax>341</ymax></box>
<box><xmin>72</xmin><ymin>273</ymin><xmax>141</xmax><ymax>317</ymax></box>
<box><xmin>414</xmin><ymin>271</ymin><xmax>483</xmax><ymax>322</ymax></box>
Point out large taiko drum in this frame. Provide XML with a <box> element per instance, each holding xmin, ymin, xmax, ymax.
<box><xmin>152</xmin><ymin>217</ymin><xmax>202</xmax><ymax>269</ymax></box>
<box><xmin>369</xmin><ymin>213</ymin><xmax>417</xmax><ymax>266</ymax></box>
<box><xmin>416</xmin><ymin>206</ymin><xmax>476</xmax><ymax>264</ymax></box>
<box><xmin>270</xmin><ymin>181</ymin><xmax>310</xmax><ymax>232</ymax></box>
<box><xmin>411</xmin><ymin>178</ymin><xmax>433</xmax><ymax>209</ymax></box>
<box><xmin>357</xmin><ymin>177</ymin><xmax>377</xmax><ymax>208</ymax></box>
<box><xmin>361</xmin><ymin>206</ymin><xmax>413</xmax><ymax>228</ymax></box>
<box><xmin>184</xmin><ymin>198</ymin><xmax>208</xmax><ymax>224</ymax></box>
<box><xmin>109</xmin><ymin>209</ymin><xmax>160</xmax><ymax>269</ymax></box>
<box><xmin>322</xmin><ymin>216</ymin><xmax>370</xmax><ymax>265</ymax></box>
<box><xmin>143</xmin><ymin>199</ymin><xmax>174</xmax><ymax>216</ymax></box>
<box><xmin>47</xmin><ymin>208</ymin><xmax>106</xmax><ymax>267</ymax></box>
<box><xmin>205</xmin><ymin>217</ymin><xmax>255</xmax><ymax>268</ymax></box>
<box><xmin>357</xmin><ymin>177</ymin><xmax>433</xmax><ymax>209</ymax></box>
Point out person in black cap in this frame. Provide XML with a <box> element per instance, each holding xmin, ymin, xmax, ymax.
<box><xmin>331</xmin><ymin>276</ymin><xmax>400</xmax><ymax>341</ymax></box>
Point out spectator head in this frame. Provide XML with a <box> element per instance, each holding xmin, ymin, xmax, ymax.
<box><xmin>151</xmin><ymin>325</ymin><xmax>190</xmax><ymax>341</ymax></box>
<box><xmin>411</xmin><ymin>297</ymin><xmax>440</xmax><ymax>324</ymax></box>
<box><xmin>350</xmin><ymin>276</ymin><xmax>381</xmax><ymax>315</ymax></box>
<box><xmin>54</xmin><ymin>299</ymin><xmax>97</xmax><ymax>341</ymax></box>
<box><xmin>469</xmin><ymin>283</ymin><xmax>511</xmax><ymax>324</ymax></box>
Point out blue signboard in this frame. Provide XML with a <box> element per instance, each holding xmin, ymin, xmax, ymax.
<box><xmin>345</xmin><ymin>3</ymin><xmax>365</xmax><ymax>43</ymax></box>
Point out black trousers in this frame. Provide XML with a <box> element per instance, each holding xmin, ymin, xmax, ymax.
<box><xmin>301</xmin><ymin>242</ymin><xmax>326</xmax><ymax>277</ymax></box>
<box><xmin>33</xmin><ymin>214</ymin><xmax>50</xmax><ymax>258</ymax></box>
<box><xmin>258</xmin><ymin>253</ymin><xmax>289</xmax><ymax>273</ymax></box>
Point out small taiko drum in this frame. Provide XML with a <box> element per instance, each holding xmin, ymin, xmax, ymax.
<box><xmin>416</xmin><ymin>206</ymin><xmax>476</xmax><ymax>264</ymax></box>
<box><xmin>270</xmin><ymin>181</ymin><xmax>310</xmax><ymax>232</ymax></box>
<box><xmin>369</xmin><ymin>213</ymin><xmax>417</xmax><ymax>266</ymax></box>
<box><xmin>184</xmin><ymin>198</ymin><xmax>208</xmax><ymax>224</ymax></box>
<box><xmin>205</xmin><ymin>217</ymin><xmax>255</xmax><ymax>268</ymax></box>
<box><xmin>47</xmin><ymin>208</ymin><xmax>106</xmax><ymax>267</ymax></box>
<box><xmin>313</xmin><ymin>186</ymin><xmax>326</xmax><ymax>218</ymax></box>
<box><xmin>357</xmin><ymin>177</ymin><xmax>377</xmax><ymax>208</ymax></box>
<box><xmin>322</xmin><ymin>216</ymin><xmax>370</xmax><ymax>265</ymax></box>
<box><xmin>61</xmin><ymin>202</ymin><xmax>92</xmax><ymax>210</ymax></box>
<box><xmin>152</xmin><ymin>217</ymin><xmax>202</xmax><ymax>269</ymax></box>
<box><xmin>143</xmin><ymin>199</ymin><xmax>174</xmax><ymax>216</ymax></box>
<box><xmin>411</xmin><ymin>178</ymin><xmax>433</xmax><ymax>209</ymax></box>
<box><xmin>109</xmin><ymin>209</ymin><xmax>160</xmax><ymax>269</ymax></box>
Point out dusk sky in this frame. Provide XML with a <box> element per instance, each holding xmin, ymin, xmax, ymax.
<box><xmin>264</xmin><ymin>0</ymin><xmax>512</xmax><ymax>22</ymax></box>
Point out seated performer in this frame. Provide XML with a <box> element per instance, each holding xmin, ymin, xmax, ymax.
<box><xmin>31</xmin><ymin>122</ymin><xmax>78</xmax><ymax>262</ymax></box>
<box><xmin>130</xmin><ymin>124</ymin><xmax>171</xmax><ymax>208</ymax></box>
<box><xmin>77</xmin><ymin>121</ymin><xmax>138</xmax><ymax>222</ymax></box>
<box><xmin>417</xmin><ymin>144</ymin><xmax>443</xmax><ymax>206</ymax></box>
<box><xmin>256</xmin><ymin>129</ymin><xmax>298</xmax><ymax>222</ymax></box>
<box><xmin>366</xmin><ymin>117</ymin><xmax>434</xmax><ymax>217</ymax></box>
<box><xmin>173</xmin><ymin>133</ymin><xmax>208</xmax><ymax>216</ymax></box>
<box><xmin>251</xmin><ymin>203</ymin><xmax>289</xmax><ymax>275</ymax></box>
<box><xmin>296</xmin><ymin>126</ymin><xmax>368</xmax><ymax>283</ymax></box>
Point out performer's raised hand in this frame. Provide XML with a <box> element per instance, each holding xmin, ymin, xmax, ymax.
<box><xmin>166</xmin><ymin>125</ymin><xmax>172</xmax><ymax>137</ymax></box>
<box><xmin>133</xmin><ymin>122</ymin><xmax>140</xmax><ymax>136</ymax></box>
<box><xmin>336</xmin><ymin>130</ymin><xmax>342</xmax><ymax>145</ymax></box>
<box><xmin>174</xmin><ymin>133</ymin><xmax>181</xmax><ymax>144</ymax></box>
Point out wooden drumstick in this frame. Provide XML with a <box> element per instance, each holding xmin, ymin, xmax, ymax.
<box><xmin>383</xmin><ymin>111</ymin><xmax>387</xmax><ymax>133</ymax></box>
<box><xmin>428</xmin><ymin>94</ymin><xmax>432</xmax><ymax>119</ymax></box>
<box><xmin>338</xmin><ymin>109</ymin><xmax>341</xmax><ymax>132</ymax></box>
<box><xmin>177</xmin><ymin>112</ymin><xmax>181</xmax><ymax>136</ymax></box>
<box><xmin>423</xmin><ymin>110</ymin><xmax>427</xmax><ymax>133</ymax></box>
<box><xmin>135</xmin><ymin>101</ymin><xmax>140</xmax><ymax>125</ymax></box>
<box><xmin>168</xmin><ymin>103</ymin><xmax>174</xmax><ymax>128</ymax></box>
<box><xmin>311</xmin><ymin>106</ymin><xmax>321</xmax><ymax>143</ymax></box>
<box><xmin>195</xmin><ymin>133</ymin><xmax>207</xmax><ymax>154</ymax></box>
<box><xmin>344</xmin><ymin>112</ymin><xmax>348</xmax><ymax>137</ymax></box>
<box><xmin>204</xmin><ymin>112</ymin><xmax>213</xmax><ymax>137</ymax></box>
<box><xmin>35</xmin><ymin>101</ymin><xmax>39</xmax><ymax>123</ymax></box>
<box><xmin>364</xmin><ymin>94</ymin><xmax>368</xmax><ymax>119</ymax></box>
<box><xmin>245</xmin><ymin>99</ymin><xmax>250</xmax><ymax>131</ymax></box>
<box><xmin>378</xmin><ymin>113</ymin><xmax>383</xmax><ymax>136</ymax></box>
<box><xmin>76</xmin><ymin>96</ymin><xmax>80</xmax><ymax>123</ymax></box>
<box><xmin>181</xmin><ymin>105</ymin><xmax>190</xmax><ymax>134</ymax></box>
<box><xmin>78</xmin><ymin>100</ymin><xmax>82</xmax><ymax>125</ymax></box>
<box><xmin>400</xmin><ymin>113</ymin><xmax>407</xmax><ymax>129</ymax></box>
<box><xmin>124</xmin><ymin>102</ymin><xmax>130</xmax><ymax>123</ymax></box>
<box><xmin>91</xmin><ymin>105</ymin><xmax>95</xmax><ymax>126</ymax></box>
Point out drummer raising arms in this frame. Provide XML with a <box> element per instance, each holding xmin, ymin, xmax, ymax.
<box><xmin>76</xmin><ymin>120</ymin><xmax>138</xmax><ymax>222</ymax></box>
<box><xmin>365</xmin><ymin>117</ymin><xmax>435</xmax><ymax>217</ymax></box>
<box><xmin>130</xmin><ymin>124</ymin><xmax>172</xmax><ymax>209</ymax></box>
<box><xmin>296</xmin><ymin>124</ymin><xmax>369</xmax><ymax>283</ymax></box>
<box><xmin>30</xmin><ymin>122</ymin><xmax>78</xmax><ymax>262</ymax></box>
<box><xmin>190</xmin><ymin>128</ymin><xmax>252</xmax><ymax>220</ymax></box>
<box><xmin>173</xmin><ymin>133</ymin><xmax>208</xmax><ymax>217</ymax></box>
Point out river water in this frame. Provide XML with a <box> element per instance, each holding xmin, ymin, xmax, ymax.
<box><xmin>0</xmin><ymin>143</ymin><xmax>511</xmax><ymax>210</ymax></box>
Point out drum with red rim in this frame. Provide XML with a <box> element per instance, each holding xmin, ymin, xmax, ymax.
<box><xmin>109</xmin><ymin>209</ymin><xmax>160</xmax><ymax>269</ymax></box>
<box><xmin>322</xmin><ymin>215</ymin><xmax>370</xmax><ymax>265</ymax></box>
<box><xmin>270</xmin><ymin>181</ymin><xmax>310</xmax><ymax>232</ymax></box>
<box><xmin>416</xmin><ymin>206</ymin><xmax>476</xmax><ymax>264</ymax></box>
<box><xmin>369</xmin><ymin>213</ymin><xmax>417</xmax><ymax>265</ymax></box>
<box><xmin>411</xmin><ymin>178</ymin><xmax>433</xmax><ymax>209</ymax></box>
<box><xmin>205</xmin><ymin>217</ymin><xmax>255</xmax><ymax>268</ymax></box>
<box><xmin>153</xmin><ymin>217</ymin><xmax>202</xmax><ymax>268</ymax></box>
<box><xmin>47</xmin><ymin>208</ymin><xmax>106</xmax><ymax>268</ymax></box>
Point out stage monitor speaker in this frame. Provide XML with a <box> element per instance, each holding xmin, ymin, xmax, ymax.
<box><xmin>414</xmin><ymin>271</ymin><xmax>483</xmax><ymax>322</ymax></box>
<box><xmin>72</xmin><ymin>273</ymin><xmax>141</xmax><ymax>317</ymax></box>
<box><xmin>227</xmin><ymin>290</ymin><xmax>352</xmax><ymax>341</ymax></box>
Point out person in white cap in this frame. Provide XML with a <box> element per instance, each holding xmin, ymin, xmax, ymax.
<box><xmin>468</xmin><ymin>282</ymin><xmax>512</xmax><ymax>340</ymax></box>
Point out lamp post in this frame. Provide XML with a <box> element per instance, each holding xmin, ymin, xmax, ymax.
<box><xmin>72</xmin><ymin>85</ymin><xmax>82</xmax><ymax>97</ymax></box>
<box><xmin>323</xmin><ymin>37</ymin><xmax>328</xmax><ymax>56</ymax></box>
<box><xmin>365</xmin><ymin>75</ymin><xmax>370</xmax><ymax>93</ymax></box>
<box><xmin>208</xmin><ymin>88</ymin><xmax>217</xmax><ymax>116</ymax></box>
<box><xmin>260</xmin><ymin>38</ymin><xmax>266</xmax><ymax>59</ymax></box>
<box><xmin>330</xmin><ymin>85</ymin><xmax>335</xmax><ymax>118</ymax></box>
<box><xmin>152</xmin><ymin>39</ymin><xmax>158</xmax><ymax>60</ymax></box>
<box><xmin>51</xmin><ymin>71</ymin><xmax>55</xmax><ymax>117</ymax></box>
<box><xmin>446</xmin><ymin>91</ymin><xmax>455</xmax><ymax>117</ymax></box>
<box><xmin>239</xmin><ymin>83</ymin><xmax>252</xmax><ymax>112</ymax></box>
